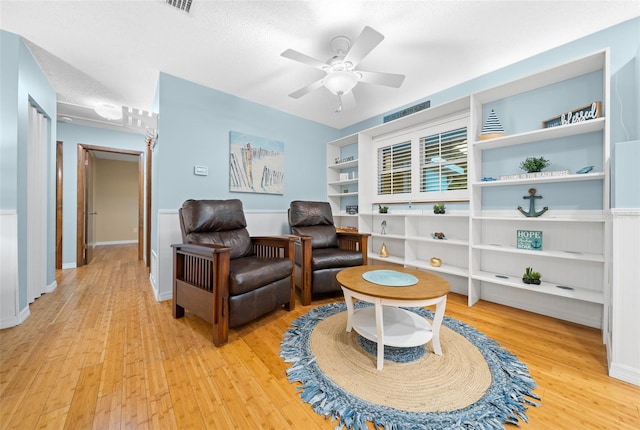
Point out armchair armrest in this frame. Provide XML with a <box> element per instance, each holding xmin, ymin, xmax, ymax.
<box><xmin>172</xmin><ymin>242</ymin><xmax>232</xmax><ymax>258</ymax></box>
<box><xmin>336</xmin><ymin>231</ymin><xmax>370</xmax><ymax>265</ymax></box>
<box><xmin>172</xmin><ymin>242</ymin><xmax>231</xmax><ymax>345</ymax></box>
<box><xmin>250</xmin><ymin>235</ymin><xmax>297</xmax><ymax>260</ymax></box>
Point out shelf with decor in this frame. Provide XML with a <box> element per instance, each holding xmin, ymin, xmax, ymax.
<box><xmin>327</xmin><ymin>134</ymin><xmax>360</xmax><ymax>229</ymax></box>
<box><xmin>468</xmin><ymin>49</ymin><xmax>609</xmax><ymax>329</ymax></box>
<box><xmin>359</xmin><ymin>211</ymin><xmax>470</xmax><ymax>281</ymax></box>
<box><xmin>473</xmin><ymin>116</ymin><xmax>605</xmax><ymax>150</ymax></box>
<box><xmin>471</xmin><ymin>271</ymin><xmax>604</xmax><ymax>304</ymax></box>
<box><xmin>474</xmin><ymin>172</ymin><xmax>605</xmax><ymax>187</ymax></box>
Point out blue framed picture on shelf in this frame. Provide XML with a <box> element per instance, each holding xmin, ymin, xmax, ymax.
<box><xmin>516</xmin><ymin>230</ymin><xmax>543</xmax><ymax>251</ymax></box>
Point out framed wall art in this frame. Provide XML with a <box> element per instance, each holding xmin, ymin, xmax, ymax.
<box><xmin>229</xmin><ymin>131</ymin><xmax>284</xmax><ymax>195</ymax></box>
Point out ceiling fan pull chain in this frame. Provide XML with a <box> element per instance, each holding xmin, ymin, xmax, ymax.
<box><xmin>335</xmin><ymin>94</ymin><xmax>343</xmax><ymax>113</ymax></box>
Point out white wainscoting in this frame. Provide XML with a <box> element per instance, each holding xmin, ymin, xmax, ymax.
<box><xmin>154</xmin><ymin>209</ymin><xmax>289</xmax><ymax>302</ymax></box>
<box><xmin>0</xmin><ymin>211</ymin><xmax>20</xmax><ymax>328</ymax></box>
<box><xmin>609</xmin><ymin>209</ymin><xmax>640</xmax><ymax>386</ymax></box>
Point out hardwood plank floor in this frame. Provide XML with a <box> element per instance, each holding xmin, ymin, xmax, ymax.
<box><xmin>1</xmin><ymin>244</ymin><xmax>638</xmax><ymax>429</ymax></box>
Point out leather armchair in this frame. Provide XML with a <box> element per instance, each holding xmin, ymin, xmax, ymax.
<box><xmin>288</xmin><ymin>200</ymin><xmax>369</xmax><ymax>305</ymax></box>
<box><xmin>172</xmin><ymin>199</ymin><xmax>295</xmax><ymax>346</ymax></box>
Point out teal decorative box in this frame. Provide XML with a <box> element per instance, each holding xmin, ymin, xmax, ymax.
<box><xmin>517</xmin><ymin>230</ymin><xmax>543</xmax><ymax>251</ymax></box>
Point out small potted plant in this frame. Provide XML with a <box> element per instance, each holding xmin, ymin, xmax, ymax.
<box><xmin>378</xmin><ymin>205</ymin><xmax>389</xmax><ymax>214</ymax></box>
<box><xmin>433</xmin><ymin>203</ymin><xmax>446</xmax><ymax>214</ymax></box>
<box><xmin>522</xmin><ymin>267</ymin><xmax>542</xmax><ymax>285</ymax></box>
<box><xmin>519</xmin><ymin>156</ymin><xmax>551</xmax><ymax>173</ymax></box>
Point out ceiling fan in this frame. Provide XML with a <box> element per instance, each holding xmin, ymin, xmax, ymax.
<box><xmin>281</xmin><ymin>26</ymin><xmax>405</xmax><ymax>112</ymax></box>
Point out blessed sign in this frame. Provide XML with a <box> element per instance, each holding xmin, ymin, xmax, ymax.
<box><xmin>542</xmin><ymin>101</ymin><xmax>601</xmax><ymax>128</ymax></box>
<box><xmin>517</xmin><ymin>230</ymin><xmax>543</xmax><ymax>251</ymax></box>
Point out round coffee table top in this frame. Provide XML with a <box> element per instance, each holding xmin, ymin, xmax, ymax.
<box><xmin>337</xmin><ymin>265</ymin><xmax>450</xmax><ymax>300</ymax></box>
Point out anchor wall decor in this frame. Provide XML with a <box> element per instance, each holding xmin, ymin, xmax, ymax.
<box><xmin>517</xmin><ymin>188</ymin><xmax>549</xmax><ymax>217</ymax></box>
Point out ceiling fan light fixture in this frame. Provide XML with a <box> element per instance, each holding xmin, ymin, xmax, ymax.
<box><xmin>323</xmin><ymin>70</ymin><xmax>359</xmax><ymax>95</ymax></box>
<box><xmin>94</xmin><ymin>102</ymin><xmax>123</xmax><ymax>120</ymax></box>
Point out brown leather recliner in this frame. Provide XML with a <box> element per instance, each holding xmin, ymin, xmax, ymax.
<box><xmin>172</xmin><ymin>199</ymin><xmax>295</xmax><ymax>346</ymax></box>
<box><xmin>288</xmin><ymin>200</ymin><xmax>370</xmax><ymax>305</ymax></box>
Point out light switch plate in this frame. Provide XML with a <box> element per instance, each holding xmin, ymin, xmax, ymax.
<box><xmin>194</xmin><ymin>166</ymin><xmax>208</xmax><ymax>176</ymax></box>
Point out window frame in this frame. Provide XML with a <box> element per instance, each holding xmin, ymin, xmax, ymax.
<box><xmin>372</xmin><ymin>113</ymin><xmax>469</xmax><ymax>204</ymax></box>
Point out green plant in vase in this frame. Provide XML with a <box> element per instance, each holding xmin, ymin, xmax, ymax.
<box><xmin>378</xmin><ymin>205</ymin><xmax>389</xmax><ymax>214</ymax></box>
<box><xmin>433</xmin><ymin>203</ymin><xmax>446</xmax><ymax>214</ymax></box>
<box><xmin>519</xmin><ymin>156</ymin><xmax>550</xmax><ymax>173</ymax></box>
<box><xmin>522</xmin><ymin>267</ymin><xmax>542</xmax><ymax>285</ymax></box>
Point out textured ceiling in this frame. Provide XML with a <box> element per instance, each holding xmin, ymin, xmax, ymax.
<box><xmin>1</xmin><ymin>1</ymin><xmax>638</xmax><ymax>133</ymax></box>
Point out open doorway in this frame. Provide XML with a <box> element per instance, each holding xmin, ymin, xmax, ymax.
<box><xmin>76</xmin><ymin>144</ymin><xmax>145</xmax><ymax>267</ymax></box>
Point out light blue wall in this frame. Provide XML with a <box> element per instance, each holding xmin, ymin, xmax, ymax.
<box><xmin>1</xmin><ymin>31</ymin><xmax>20</xmax><ymax>210</ymax></box>
<box><xmin>0</xmin><ymin>30</ymin><xmax>57</xmax><ymax>310</ymax></box>
<box><xmin>152</xmin><ymin>73</ymin><xmax>340</xmax><ymax>249</ymax></box>
<box><xmin>341</xmin><ymin>17</ymin><xmax>640</xmax><ymax>209</ymax></box>
<box><xmin>56</xmin><ymin>122</ymin><xmax>145</xmax><ymax>266</ymax></box>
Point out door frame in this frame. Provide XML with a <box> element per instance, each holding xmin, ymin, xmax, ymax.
<box><xmin>76</xmin><ymin>144</ymin><xmax>145</xmax><ymax>267</ymax></box>
<box><xmin>56</xmin><ymin>141</ymin><xmax>63</xmax><ymax>270</ymax></box>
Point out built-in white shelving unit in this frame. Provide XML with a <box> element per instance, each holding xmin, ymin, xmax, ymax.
<box><xmin>326</xmin><ymin>49</ymin><xmax>610</xmax><ymax>331</ymax></box>
<box><xmin>468</xmin><ymin>49</ymin><xmax>609</xmax><ymax>331</ymax></box>
<box><xmin>327</xmin><ymin>134</ymin><xmax>360</xmax><ymax>230</ymax></box>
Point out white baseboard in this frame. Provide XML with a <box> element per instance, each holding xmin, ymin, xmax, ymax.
<box><xmin>19</xmin><ymin>305</ymin><xmax>30</xmax><ymax>323</ymax></box>
<box><xmin>609</xmin><ymin>362</ymin><xmax>640</xmax><ymax>386</ymax></box>
<box><xmin>46</xmin><ymin>280</ymin><xmax>57</xmax><ymax>294</ymax></box>
<box><xmin>0</xmin><ymin>304</ymin><xmax>29</xmax><ymax>329</ymax></box>
<box><xmin>95</xmin><ymin>240</ymin><xmax>137</xmax><ymax>246</ymax></box>
<box><xmin>62</xmin><ymin>262</ymin><xmax>77</xmax><ymax>269</ymax></box>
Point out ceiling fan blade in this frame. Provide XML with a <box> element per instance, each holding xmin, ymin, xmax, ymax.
<box><xmin>281</xmin><ymin>49</ymin><xmax>327</xmax><ymax>70</ymax></box>
<box><xmin>344</xmin><ymin>26</ymin><xmax>384</xmax><ymax>67</ymax></box>
<box><xmin>288</xmin><ymin>79</ymin><xmax>325</xmax><ymax>99</ymax></box>
<box><xmin>358</xmin><ymin>70</ymin><xmax>405</xmax><ymax>88</ymax></box>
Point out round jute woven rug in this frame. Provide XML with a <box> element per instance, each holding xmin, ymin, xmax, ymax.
<box><xmin>310</xmin><ymin>311</ymin><xmax>491</xmax><ymax>412</ymax></box>
<box><xmin>280</xmin><ymin>302</ymin><xmax>539</xmax><ymax>429</ymax></box>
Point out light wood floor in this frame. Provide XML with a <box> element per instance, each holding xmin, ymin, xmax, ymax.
<box><xmin>1</xmin><ymin>245</ymin><xmax>638</xmax><ymax>429</ymax></box>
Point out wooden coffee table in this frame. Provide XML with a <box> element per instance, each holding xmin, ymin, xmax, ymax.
<box><xmin>336</xmin><ymin>265</ymin><xmax>450</xmax><ymax>370</ymax></box>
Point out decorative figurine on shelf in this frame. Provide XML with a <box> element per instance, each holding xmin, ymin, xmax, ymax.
<box><xmin>576</xmin><ymin>165</ymin><xmax>594</xmax><ymax>174</ymax></box>
<box><xmin>519</xmin><ymin>156</ymin><xmax>550</xmax><ymax>173</ymax></box>
<box><xmin>433</xmin><ymin>203</ymin><xmax>446</xmax><ymax>214</ymax></box>
<box><xmin>522</xmin><ymin>267</ymin><xmax>542</xmax><ymax>285</ymax></box>
<box><xmin>432</xmin><ymin>232</ymin><xmax>446</xmax><ymax>240</ymax></box>
<box><xmin>517</xmin><ymin>188</ymin><xmax>549</xmax><ymax>217</ymax></box>
<box><xmin>479</xmin><ymin>109</ymin><xmax>506</xmax><ymax>140</ymax></box>
<box><xmin>379</xmin><ymin>243</ymin><xmax>389</xmax><ymax>258</ymax></box>
<box><xmin>430</xmin><ymin>257</ymin><xmax>442</xmax><ymax>267</ymax></box>
<box><xmin>378</xmin><ymin>205</ymin><xmax>389</xmax><ymax>214</ymax></box>
<box><xmin>381</xmin><ymin>220</ymin><xmax>387</xmax><ymax>235</ymax></box>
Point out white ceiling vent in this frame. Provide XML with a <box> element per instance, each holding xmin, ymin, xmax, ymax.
<box><xmin>165</xmin><ymin>0</ymin><xmax>192</xmax><ymax>14</ymax></box>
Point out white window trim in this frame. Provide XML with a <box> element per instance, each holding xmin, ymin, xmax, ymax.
<box><xmin>372</xmin><ymin>113</ymin><xmax>469</xmax><ymax>204</ymax></box>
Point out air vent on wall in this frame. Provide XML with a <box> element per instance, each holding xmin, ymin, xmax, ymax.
<box><xmin>165</xmin><ymin>0</ymin><xmax>192</xmax><ymax>14</ymax></box>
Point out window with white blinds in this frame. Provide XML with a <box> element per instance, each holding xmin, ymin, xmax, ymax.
<box><xmin>420</xmin><ymin>127</ymin><xmax>467</xmax><ymax>193</ymax></box>
<box><xmin>373</xmin><ymin>114</ymin><xmax>469</xmax><ymax>203</ymax></box>
<box><xmin>377</xmin><ymin>141</ymin><xmax>411</xmax><ymax>195</ymax></box>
